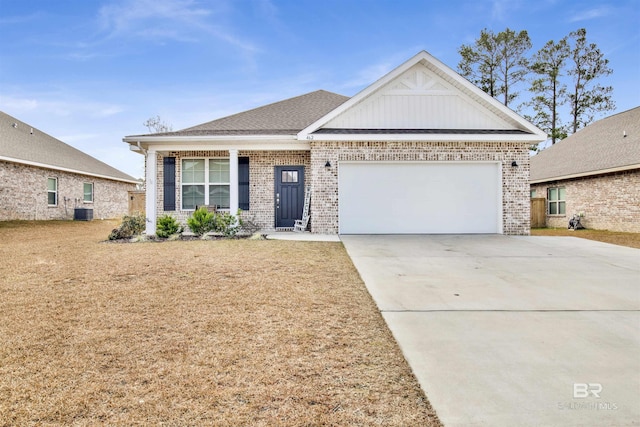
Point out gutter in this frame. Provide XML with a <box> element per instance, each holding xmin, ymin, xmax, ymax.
<box><xmin>0</xmin><ymin>155</ymin><xmax>139</xmax><ymax>185</ymax></box>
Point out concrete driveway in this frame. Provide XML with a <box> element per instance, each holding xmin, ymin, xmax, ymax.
<box><xmin>341</xmin><ymin>235</ymin><xmax>640</xmax><ymax>426</ymax></box>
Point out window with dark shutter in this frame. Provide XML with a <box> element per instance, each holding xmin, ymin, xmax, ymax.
<box><xmin>238</xmin><ymin>157</ymin><xmax>250</xmax><ymax>210</ymax></box>
<box><xmin>163</xmin><ymin>157</ymin><xmax>176</xmax><ymax>211</ymax></box>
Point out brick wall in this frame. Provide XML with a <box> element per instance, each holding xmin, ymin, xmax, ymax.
<box><xmin>309</xmin><ymin>140</ymin><xmax>531</xmax><ymax>235</ymax></box>
<box><xmin>530</xmin><ymin>169</ymin><xmax>640</xmax><ymax>232</ymax></box>
<box><xmin>155</xmin><ymin>142</ymin><xmax>531</xmax><ymax>235</ymax></box>
<box><xmin>156</xmin><ymin>150</ymin><xmax>310</xmax><ymax>230</ymax></box>
<box><xmin>0</xmin><ymin>160</ymin><xmax>135</xmax><ymax>220</ymax></box>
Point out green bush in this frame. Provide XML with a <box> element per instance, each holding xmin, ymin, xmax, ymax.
<box><xmin>156</xmin><ymin>214</ymin><xmax>182</xmax><ymax>238</ymax></box>
<box><xmin>108</xmin><ymin>213</ymin><xmax>146</xmax><ymax>240</ymax></box>
<box><xmin>187</xmin><ymin>207</ymin><xmax>216</xmax><ymax>236</ymax></box>
<box><xmin>213</xmin><ymin>210</ymin><xmax>244</xmax><ymax>237</ymax></box>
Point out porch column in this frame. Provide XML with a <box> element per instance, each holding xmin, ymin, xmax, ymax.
<box><xmin>229</xmin><ymin>149</ymin><xmax>239</xmax><ymax>215</ymax></box>
<box><xmin>145</xmin><ymin>148</ymin><xmax>157</xmax><ymax>235</ymax></box>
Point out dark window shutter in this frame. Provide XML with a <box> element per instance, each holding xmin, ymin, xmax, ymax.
<box><xmin>163</xmin><ymin>157</ymin><xmax>176</xmax><ymax>211</ymax></box>
<box><xmin>238</xmin><ymin>157</ymin><xmax>249</xmax><ymax>210</ymax></box>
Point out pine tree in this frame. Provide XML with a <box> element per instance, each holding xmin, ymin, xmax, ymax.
<box><xmin>526</xmin><ymin>38</ymin><xmax>570</xmax><ymax>144</ymax></box>
<box><xmin>496</xmin><ymin>28</ymin><xmax>531</xmax><ymax>106</ymax></box>
<box><xmin>566</xmin><ymin>28</ymin><xmax>615</xmax><ymax>134</ymax></box>
<box><xmin>458</xmin><ymin>28</ymin><xmax>531</xmax><ymax>107</ymax></box>
<box><xmin>458</xmin><ymin>29</ymin><xmax>501</xmax><ymax>99</ymax></box>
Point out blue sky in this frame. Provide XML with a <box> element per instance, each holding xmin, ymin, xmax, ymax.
<box><xmin>1</xmin><ymin>0</ymin><xmax>638</xmax><ymax>178</ymax></box>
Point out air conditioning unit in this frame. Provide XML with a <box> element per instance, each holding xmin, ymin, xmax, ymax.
<box><xmin>74</xmin><ymin>208</ymin><xmax>93</xmax><ymax>221</ymax></box>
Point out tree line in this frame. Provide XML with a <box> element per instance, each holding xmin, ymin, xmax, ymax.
<box><xmin>457</xmin><ymin>28</ymin><xmax>614</xmax><ymax>145</ymax></box>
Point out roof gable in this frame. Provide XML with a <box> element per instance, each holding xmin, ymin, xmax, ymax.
<box><xmin>1</xmin><ymin>111</ymin><xmax>137</xmax><ymax>183</ymax></box>
<box><xmin>530</xmin><ymin>107</ymin><xmax>640</xmax><ymax>182</ymax></box>
<box><xmin>299</xmin><ymin>51</ymin><xmax>546</xmax><ymax>142</ymax></box>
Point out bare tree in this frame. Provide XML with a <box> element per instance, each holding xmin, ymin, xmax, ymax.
<box><xmin>143</xmin><ymin>115</ymin><xmax>173</xmax><ymax>134</ymax></box>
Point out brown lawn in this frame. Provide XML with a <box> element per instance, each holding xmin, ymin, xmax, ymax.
<box><xmin>531</xmin><ymin>227</ymin><xmax>640</xmax><ymax>249</ymax></box>
<box><xmin>0</xmin><ymin>220</ymin><xmax>441</xmax><ymax>426</ymax></box>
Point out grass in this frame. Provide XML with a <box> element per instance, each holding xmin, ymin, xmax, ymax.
<box><xmin>0</xmin><ymin>220</ymin><xmax>440</xmax><ymax>426</ymax></box>
<box><xmin>531</xmin><ymin>227</ymin><xmax>640</xmax><ymax>249</ymax></box>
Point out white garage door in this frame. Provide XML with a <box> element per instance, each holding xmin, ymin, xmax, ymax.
<box><xmin>338</xmin><ymin>162</ymin><xmax>502</xmax><ymax>234</ymax></box>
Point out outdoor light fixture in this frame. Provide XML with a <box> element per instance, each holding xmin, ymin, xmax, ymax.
<box><xmin>511</xmin><ymin>161</ymin><xmax>519</xmax><ymax>167</ymax></box>
<box><xmin>325</xmin><ymin>161</ymin><xmax>332</xmax><ymax>167</ymax></box>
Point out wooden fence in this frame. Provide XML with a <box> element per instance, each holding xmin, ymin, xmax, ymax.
<box><xmin>530</xmin><ymin>197</ymin><xmax>546</xmax><ymax>228</ymax></box>
<box><xmin>128</xmin><ymin>190</ymin><xmax>146</xmax><ymax>215</ymax></box>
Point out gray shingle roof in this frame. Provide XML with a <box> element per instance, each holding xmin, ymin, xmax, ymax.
<box><xmin>0</xmin><ymin>111</ymin><xmax>137</xmax><ymax>183</ymax></box>
<box><xmin>530</xmin><ymin>107</ymin><xmax>640</xmax><ymax>182</ymax></box>
<box><xmin>128</xmin><ymin>90</ymin><xmax>350</xmax><ymax>138</ymax></box>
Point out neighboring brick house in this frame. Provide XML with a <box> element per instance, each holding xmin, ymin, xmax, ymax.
<box><xmin>1</xmin><ymin>111</ymin><xmax>138</xmax><ymax>220</ymax></box>
<box><xmin>530</xmin><ymin>107</ymin><xmax>640</xmax><ymax>232</ymax></box>
<box><xmin>124</xmin><ymin>51</ymin><xmax>546</xmax><ymax>235</ymax></box>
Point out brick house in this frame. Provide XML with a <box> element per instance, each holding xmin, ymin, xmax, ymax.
<box><xmin>530</xmin><ymin>107</ymin><xmax>640</xmax><ymax>232</ymax></box>
<box><xmin>124</xmin><ymin>51</ymin><xmax>546</xmax><ymax>235</ymax></box>
<box><xmin>1</xmin><ymin>111</ymin><xmax>138</xmax><ymax>220</ymax></box>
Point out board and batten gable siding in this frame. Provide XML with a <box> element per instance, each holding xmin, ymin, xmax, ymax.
<box><xmin>323</xmin><ymin>63</ymin><xmax>516</xmax><ymax>130</ymax></box>
<box><xmin>155</xmin><ymin>150</ymin><xmax>310</xmax><ymax>230</ymax></box>
<box><xmin>0</xmin><ymin>160</ymin><xmax>135</xmax><ymax>220</ymax></box>
<box><xmin>309</xmin><ymin>140</ymin><xmax>531</xmax><ymax>235</ymax></box>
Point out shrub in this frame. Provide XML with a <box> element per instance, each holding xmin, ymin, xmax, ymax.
<box><xmin>213</xmin><ymin>210</ymin><xmax>244</xmax><ymax>237</ymax></box>
<box><xmin>108</xmin><ymin>213</ymin><xmax>146</xmax><ymax>240</ymax></box>
<box><xmin>187</xmin><ymin>207</ymin><xmax>216</xmax><ymax>236</ymax></box>
<box><xmin>156</xmin><ymin>214</ymin><xmax>182</xmax><ymax>238</ymax></box>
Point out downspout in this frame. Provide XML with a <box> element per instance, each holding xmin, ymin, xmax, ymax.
<box><xmin>136</xmin><ymin>141</ymin><xmax>148</xmax><ymax>155</ymax></box>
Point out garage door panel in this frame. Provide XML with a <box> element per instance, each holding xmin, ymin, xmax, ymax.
<box><xmin>339</xmin><ymin>162</ymin><xmax>501</xmax><ymax>234</ymax></box>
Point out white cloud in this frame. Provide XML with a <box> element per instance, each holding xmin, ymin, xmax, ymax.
<box><xmin>0</xmin><ymin>96</ymin><xmax>39</xmax><ymax>113</ymax></box>
<box><xmin>568</xmin><ymin>7</ymin><xmax>612</xmax><ymax>22</ymax></box>
<box><xmin>342</xmin><ymin>61</ymin><xmax>395</xmax><ymax>90</ymax></box>
<box><xmin>1</xmin><ymin>96</ymin><xmax>125</xmax><ymax>120</ymax></box>
<box><xmin>340</xmin><ymin>49</ymin><xmax>423</xmax><ymax>92</ymax></box>
<box><xmin>98</xmin><ymin>0</ymin><xmax>210</xmax><ymax>35</ymax></box>
<box><xmin>57</xmin><ymin>133</ymin><xmax>102</xmax><ymax>143</ymax></box>
<box><xmin>491</xmin><ymin>0</ymin><xmax>522</xmax><ymax>21</ymax></box>
<box><xmin>96</xmin><ymin>0</ymin><xmax>258</xmax><ymax>53</ymax></box>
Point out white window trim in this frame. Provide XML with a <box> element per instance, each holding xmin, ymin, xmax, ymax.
<box><xmin>47</xmin><ymin>177</ymin><xmax>58</xmax><ymax>206</ymax></box>
<box><xmin>548</xmin><ymin>187</ymin><xmax>566</xmax><ymax>216</ymax></box>
<box><xmin>83</xmin><ymin>182</ymin><xmax>94</xmax><ymax>203</ymax></box>
<box><xmin>181</xmin><ymin>157</ymin><xmax>230</xmax><ymax>211</ymax></box>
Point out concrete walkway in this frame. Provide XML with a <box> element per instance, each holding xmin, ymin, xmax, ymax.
<box><xmin>341</xmin><ymin>235</ymin><xmax>640</xmax><ymax>427</ymax></box>
<box><xmin>264</xmin><ymin>231</ymin><xmax>341</xmax><ymax>242</ymax></box>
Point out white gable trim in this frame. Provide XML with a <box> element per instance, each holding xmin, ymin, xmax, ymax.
<box><xmin>298</xmin><ymin>50</ymin><xmax>547</xmax><ymax>142</ymax></box>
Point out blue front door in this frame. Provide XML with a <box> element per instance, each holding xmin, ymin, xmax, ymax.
<box><xmin>275</xmin><ymin>166</ymin><xmax>305</xmax><ymax>228</ymax></box>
